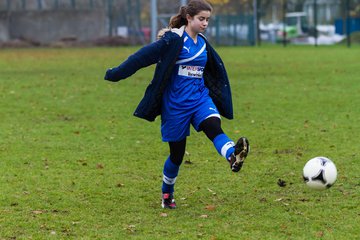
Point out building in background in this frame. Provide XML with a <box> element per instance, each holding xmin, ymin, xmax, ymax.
<box><xmin>303</xmin><ymin>0</ymin><xmax>341</xmax><ymax>25</ymax></box>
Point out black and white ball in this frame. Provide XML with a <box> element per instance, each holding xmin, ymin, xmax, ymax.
<box><xmin>303</xmin><ymin>157</ymin><xmax>337</xmax><ymax>190</ymax></box>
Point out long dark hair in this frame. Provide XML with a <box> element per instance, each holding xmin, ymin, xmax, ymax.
<box><xmin>169</xmin><ymin>0</ymin><xmax>213</xmax><ymax>28</ymax></box>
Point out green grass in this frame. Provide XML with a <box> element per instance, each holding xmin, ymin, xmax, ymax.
<box><xmin>1</xmin><ymin>45</ymin><xmax>359</xmax><ymax>239</ymax></box>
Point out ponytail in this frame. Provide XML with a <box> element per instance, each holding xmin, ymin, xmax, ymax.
<box><xmin>168</xmin><ymin>0</ymin><xmax>213</xmax><ymax>28</ymax></box>
<box><xmin>169</xmin><ymin>6</ymin><xmax>188</xmax><ymax>28</ymax></box>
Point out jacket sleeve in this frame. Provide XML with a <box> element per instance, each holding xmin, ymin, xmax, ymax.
<box><xmin>104</xmin><ymin>39</ymin><xmax>166</xmax><ymax>82</ymax></box>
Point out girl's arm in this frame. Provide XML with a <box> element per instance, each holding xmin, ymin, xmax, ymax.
<box><xmin>104</xmin><ymin>39</ymin><xmax>166</xmax><ymax>82</ymax></box>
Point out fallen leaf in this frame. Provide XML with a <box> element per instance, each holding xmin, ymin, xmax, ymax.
<box><xmin>32</xmin><ymin>210</ymin><xmax>45</xmax><ymax>215</ymax></box>
<box><xmin>259</xmin><ymin>197</ymin><xmax>267</xmax><ymax>202</ymax></box>
<box><xmin>316</xmin><ymin>231</ymin><xmax>324</xmax><ymax>238</ymax></box>
<box><xmin>125</xmin><ymin>225</ymin><xmax>136</xmax><ymax>233</ymax></box>
<box><xmin>207</xmin><ymin>188</ymin><xmax>217</xmax><ymax>195</ymax></box>
<box><xmin>205</xmin><ymin>205</ymin><xmax>216</xmax><ymax>211</ymax></box>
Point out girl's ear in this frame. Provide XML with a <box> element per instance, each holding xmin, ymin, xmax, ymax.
<box><xmin>186</xmin><ymin>14</ymin><xmax>193</xmax><ymax>22</ymax></box>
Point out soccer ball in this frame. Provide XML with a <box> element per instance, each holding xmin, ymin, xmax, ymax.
<box><xmin>303</xmin><ymin>157</ymin><xmax>337</xmax><ymax>190</ymax></box>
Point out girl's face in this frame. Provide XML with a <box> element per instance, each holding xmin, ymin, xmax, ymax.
<box><xmin>186</xmin><ymin>10</ymin><xmax>211</xmax><ymax>34</ymax></box>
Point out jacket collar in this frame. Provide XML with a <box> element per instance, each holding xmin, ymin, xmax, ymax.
<box><xmin>170</xmin><ymin>25</ymin><xmax>186</xmax><ymax>36</ymax></box>
<box><xmin>158</xmin><ymin>25</ymin><xmax>207</xmax><ymax>41</ymax></box>
<box><xmin>173</xmin><ymin>26</ymin><xmax>207</xmax><ymax>40</ymax></box>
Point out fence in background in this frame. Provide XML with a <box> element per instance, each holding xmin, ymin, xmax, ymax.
<box><xmin>0</xmin><ymin>0</ymin><xmax>359</xmax><ymax>47</ymax></box>
<box><xmin>0</xmin><ymin>0</ymin><xmax>104</xmax><ymax>10</ymax></box>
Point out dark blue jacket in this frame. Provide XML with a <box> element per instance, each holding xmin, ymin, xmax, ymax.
<box><xmin>105</xmin><ymin>27</ymin><xmax>233</xmax><ymax>122</ymax></box>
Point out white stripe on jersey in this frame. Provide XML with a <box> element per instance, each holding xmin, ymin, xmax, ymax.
<box><xmin>176</xmin><ymin>43</ymin><xmax>206</xmax><ymax>65</ymax></box>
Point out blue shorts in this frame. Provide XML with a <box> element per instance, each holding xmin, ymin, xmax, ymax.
<box><xmin>161</xmin><ymin>97</ymin><xmax>220</xmax><ymax>142</ymax></box>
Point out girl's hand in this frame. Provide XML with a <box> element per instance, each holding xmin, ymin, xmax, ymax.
<box><xmin>104</xmin><ymin>68</ymin><xmax>117</xmax><ymax>82</ymax></box>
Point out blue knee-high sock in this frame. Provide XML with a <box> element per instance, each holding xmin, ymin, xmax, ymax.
<box><xmin>213</xmin><ymin>133</ymin><xmax>235</xmax><ymax>161</ymax></box>
<box><xmin>162</xmin><ymin>156</ymin><xmax>180</xmax><ymax>193</ymax></box>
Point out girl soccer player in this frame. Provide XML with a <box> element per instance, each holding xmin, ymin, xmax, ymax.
<box><xmin>104</xmin><ymin>0</ymin><xmax>249</xmax><ymax>209</ymax></box>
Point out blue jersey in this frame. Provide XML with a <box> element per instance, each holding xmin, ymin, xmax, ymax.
<box><xmin>162</xmin><ymin>31</ymin><xmax>209</xmax><ymax>115</ymax></box>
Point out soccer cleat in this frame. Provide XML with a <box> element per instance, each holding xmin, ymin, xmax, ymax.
<box><xmin>230</xmin><ymin>137</ymin><xmax>250</xmax><ymax>172</ymax></box>
<box><xmin>161</xmin><ymin>193</ymin><xmax>176</xmax><ymax>209</ymax></box>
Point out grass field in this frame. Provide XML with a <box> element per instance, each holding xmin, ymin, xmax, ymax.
<box><xmin>1</xmin><ymin>45</ymin><xmax>359</xmax><ymax>239</ymax></box>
